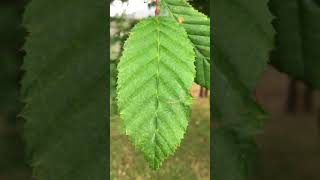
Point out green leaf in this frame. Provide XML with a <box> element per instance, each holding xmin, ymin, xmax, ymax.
<box><xmin>21</xmin><ymin>1</ymin><xmax>108</xmax><ymax>179</ymax></box>
<box><xmin>270</xmin><ymin>0</ymin><xmax>320</xmax><ymax>88</ymax></box>
<box><xmin>160</xmin><ymin>0</ymin><xmax>210</xmax><ymax>88</ymax></box>
<box><xmin>0</xmin><ymin>1</ymin><xmax>24</xmax><ymax>118</ymax></box>
<box><xmin>212</xmin><ymin>0</ymin><xmax>274</xmax><ymax>178</ymax></box>
<box><xmin>117</xmin><ymin>17</ymin><xmax>195</xmax><ymax>169</ymax></box>
<box><xmin>213</xmin><ymin>51</ymin><xmax>267</xmax><ymax>137</ymax></box>
<box><xmin>212</xmin><ymin>129</ymin><xmax>259</xmax><ymax>180</ymax></box>
<box><xmin>0</xmin><ymin>1</ymin><xmax>26</xmax><ymax>173</ymax></box>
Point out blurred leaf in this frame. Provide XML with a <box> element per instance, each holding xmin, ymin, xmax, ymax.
<box><xmin>0</xmin><ymin>1</ymin><xmax>24</xmax><ymax>118</ymax></box>
<box><xmin>270</xmin><ymin>0</ymin><xmax>320</xmax><ymax>88</ymax></box>
<box><xmin>0</xmin><ymin>0</ymin><xmax>26</xmax><ymax>174</ymax></box>
<box><xmin>212</xmin><ymin>129</ymin><xmax>259</xmax><ymax>180</ymax></box>
<box><xmin>212</xmin><ymin>0</ymin><xmax>274</xmax><ymax>179</ymax></box>
<box><xmin>21</xmin><ymin>1</ymin><xmax>108</xmax><ymax>179</ymax></box>
<box><xmin>117</xmin><ymin>17</ymin><xmax>195</xmax><ymax>169</ymax></box>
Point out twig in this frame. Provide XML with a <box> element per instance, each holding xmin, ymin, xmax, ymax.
<box><xmin>155</xmin><ymin>0</ymin><xmax>160</xmax><ymax>15</ymax></box>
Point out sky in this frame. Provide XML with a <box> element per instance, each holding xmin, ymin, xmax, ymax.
<box><xmin>110</xmin><ymin>0</ymin><xmax>155</xmax><ymax>18</ymax></box>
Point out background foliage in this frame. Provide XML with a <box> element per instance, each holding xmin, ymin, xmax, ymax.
<box><xmin>20</xmin><ymin>1</ymin><xmax>108</xmax><ymax>179</ymax></box>
<box><xmin>0</xmin><ymin>1</ymin><xmax>29</xmax><ymax>179</ymax></box>
<box><xmin>270</xmin><ymin>0</ymin><xmax>320</xmax><ymax>88</ymax></box>
<box><xmin>212</xmin><ymin>0</ymin><xmax>320</xmax><ymax>179</ymax></box>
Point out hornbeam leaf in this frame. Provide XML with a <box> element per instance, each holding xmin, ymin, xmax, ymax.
<box><xmin>161</xmin><ymin>0</ymin><xmax>210</xmax><ymax>88</ymax></box>
<box><xmin>212</xmin><ymin>0</ymin><xmax>274</xmax><ymax>179</ymax></box>
<box><xmin>270</xmin><ymin>0</ymin><xmax>320</xmax><ymax>88</ymax></box>
<box><xmin>212</xmin><ymin>129</ymin><xmax>259</xmax><ymax>180</ymax></box>
<box><xmin>0</xmin><ymin>1</ymin><xmax>26</xmax><ymax>173</ymax></box>
<box><xmin>21</xmin><ymin>1</ymin><xmax>108</xmax><ymax>179</ymax></box>
<box><xmin>117</xmin><ymin>17</ymin><xmax>195</xmax><ymax>169</ymax></box>
<box><xmin>0</xmin><ymin>1</ymin><xmax>24</xmax><ymax>120</ymax></box>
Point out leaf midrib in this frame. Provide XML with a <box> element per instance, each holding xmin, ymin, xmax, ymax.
<box><xmin>154</xmin><ymin>17</ymin><xmax>161</xmax><ymax>169</ymax></box>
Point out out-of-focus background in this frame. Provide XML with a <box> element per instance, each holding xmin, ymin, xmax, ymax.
<box><xmin>254</xmin><ymin>66</ymin><xmax>320</xmax><ymax>180</ymax></box>
<box><xmin>110</xmin><ymin>0</ymin><xmax>210</xmax><ymax>179</ymax></box>
<box><xmin>0</xmin><ymin>1</ymin><xmax>31</xmax><ymax>180</ymax></box>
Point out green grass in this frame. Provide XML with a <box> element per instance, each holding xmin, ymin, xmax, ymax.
<box><xmin>110</xmin><ymin>97</ymin><xmax>210</xmax><ymax>180</ymax></box>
